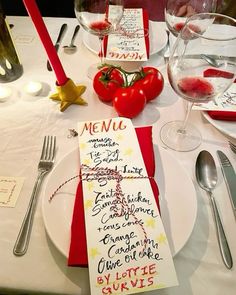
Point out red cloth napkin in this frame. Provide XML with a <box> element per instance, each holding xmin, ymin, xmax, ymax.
<box><xmin>203</xmin><ymin>68</ymin><xmax>236</xmax><ymax>121</ymax></box>
<box><xmin>103</xmin><ymin>8</ymin><xmax>150</xmax><ymax>59</ymax></box>
<box><xmin>207</xmin><ymin>110</ymin><xmax>236</xmax><ymax>121</ymax></box>
<box><xmin>68</xmin><ymin>126</ymin><xmax>159</xmax><ymax>267</ymax></box>
<box><xmin>143</xmin><ymin>8</ymin><xmax>150</xmax><ymax>59</ymax></box>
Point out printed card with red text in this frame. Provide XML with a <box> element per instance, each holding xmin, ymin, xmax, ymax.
<box><xmin>77</xmin><ymin>118</ymin><xmax>178</xmax><ymax>295</ymax></box>
<box><xmin>105</xmin><ymin>8</ymin><xmax>149</xmax><ymax>61</ymax></box>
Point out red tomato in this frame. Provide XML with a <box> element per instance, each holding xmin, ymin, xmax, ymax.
<box><xmin>134</xmin><ymin>67</ymin><xmax>164</xmax><ymax>102</ymax></box>
<box><xmin>113</xmin><ymin>86</ymin><xmax>146</xmax><ymax>118</ymax></box>
<box><xmin>93</xmin><ymin>67</ymin><xmax>124</xmax><ymax>102</ymax></box>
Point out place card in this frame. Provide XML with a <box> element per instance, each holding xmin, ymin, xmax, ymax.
<box><xmin>193</xmin><ymin>80</ymin><xmax>236</xmax><ymax>111</ymax></box>
<box><xmin>105</xmin><ymin>8</ymin><xmax>149</xmax><ymax>61</ymax></box>
<box><xmin>77</xmin><ymin>118</ymin><xmax>178</xmax><ymax>295</ymax></box>
<box><xmin>14</xmin><ymin>34</ymin><xmax>35</xmax><ymax>44</ymax></box>
<box><xmin>0</xmin><ymin>176</ymin><xmax>24</xmax><ymax>207</ymax></box>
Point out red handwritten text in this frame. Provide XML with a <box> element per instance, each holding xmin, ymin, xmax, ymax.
<box><xmin>79</xmin><ymin>119</ymin><xmax>127</xmax><ymax>136</ymax></box>
<box><xmin>108</xmin><ymin>52</ymin><xmax>145</xmax><ymax>60</ymax></box>
<box><xmin>97</xmin><ymin>264</ymin><xmax>157</xmax><ymax>294</ymax></box>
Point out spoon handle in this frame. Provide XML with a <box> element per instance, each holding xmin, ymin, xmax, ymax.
<box><xmin>210</xmin><ymin>194</ymin><xmax>233</xmax><ymax>269</ymax></box>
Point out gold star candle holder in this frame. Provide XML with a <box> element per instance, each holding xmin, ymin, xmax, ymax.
<box><xmin>50</xmin><ymin>78</ymin><xmax>87</xmax><ymax>112</ymax></box>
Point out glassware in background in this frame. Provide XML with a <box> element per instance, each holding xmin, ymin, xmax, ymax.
<box><xmin>124</xmin><ymin>0</ymin><xmax>166</xmax><ymax>21</ymax></box>
<box><xmin>0</xmin><ymin>1</ymin><xmax>23</xmax><ymax>83</ymax></box>
<box><xmin>160</xmin><ymin>13</ymin><xmax>236</xmax><ymax>152</ymax></box>
<box><xmin>165</xmin><ymin>0</ymin><xmax>217</xmax><ymax>37</ymax></box>
<box><xmin>74</xmin><ymin>0</ymin><xmax>124</xmax><ymax>78</ymax></box>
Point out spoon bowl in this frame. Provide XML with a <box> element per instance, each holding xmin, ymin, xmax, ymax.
<box><xmin>63</xmin><ymin>44</ymin><xmax>77</xmax><ymax>54</ymax></box>
<box><xmin>201</xmin><ymin>54</ymin><xmax>223</xmax><ymax>68</ymax></box>
<box><xmin>195</xmin><ymin>150</ymin><xmax>233</xmax><ymax>269</ymax></box>
<box><xmin>196</xmin><ymin>150</ymin><xmax>218</xmax><ymax>192</ymax></box>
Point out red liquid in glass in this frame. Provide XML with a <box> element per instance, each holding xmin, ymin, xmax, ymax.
<box><xmin>90</xmin><ymin>20</ymin><xmax>111</xmax><ymax>33</ymax></box>
<box><xmin>178</xmin><ymin>77</ymin><xmax>214</xmax><ymax>99</ymax></box>
<box><xmin>174</xmin><ymin>22</ymin><xmax>185</xmax><ymax>32</ymax></box>
<box><xmin>174</xmin><ymin>22</ymin><xmax>201</xmax><ymax>34</ymax></box>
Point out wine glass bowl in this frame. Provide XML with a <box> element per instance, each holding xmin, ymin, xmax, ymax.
<box><xmin>75</xmin><ymin>1</ymin><xmax>123</xmax><ymax>36</ymax></box>
<box><xmin>160</xmin><ymin>13</ymin><xmax>236</xmax><ymax>152</ymax></box>
<box><xmin>165</xmin><ymin>0</ymin><xmax>217</xmax><ymax>37</ymax></box>
<box><xmin>74</xmin><ymin>0</ymin><xmax>124</xmax><ymax>78</ymax></box>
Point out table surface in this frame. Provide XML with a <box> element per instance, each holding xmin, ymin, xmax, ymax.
<box><xmin>0</xmin><ymin>16</ymin><xmax>236</xmax><ymax>295</ymax></box>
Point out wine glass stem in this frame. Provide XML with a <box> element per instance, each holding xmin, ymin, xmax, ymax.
<box><xmin>181</xmin><ymin>101</ymin><xmax>194</xmax><ymax>131</ymax></box>
<box><xmin>99</xmin><ymin>36</ymin><xmax>104</xmax><ymax>64</ymax></box>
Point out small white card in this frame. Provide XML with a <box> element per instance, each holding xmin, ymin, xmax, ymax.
<box><xmin>0</xmin><ymin>176</ymin><xmax>24</xmax><ymax>207</ymax></box>
<box><xmin>77</xmin><ymin>118</ymin><xmax>178</xmax><ymax>295</ymax></box>
<box><xmin>105</xmin><ymin>8</ymin><xmax>149</xmax><ymax>61</ymax></box>
<box><xmin>193</xmin><ymin>83</ymin><xmax>236</xmax><ymax>111</ymax></box>
<box><xmin>14</xmin><ymin>35</ymin><xmax>35</xmax><ymax>44</ymax></box>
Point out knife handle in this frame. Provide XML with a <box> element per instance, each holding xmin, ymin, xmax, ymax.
<box><xmin>47</xmin><ymin>23</ymin><xmax>68</xmax><ymax>71</ymax></box>
<box><xmin>210</xmin><ymin>194</ymin><xmax>233</xmax><ymax>269</ymax></box>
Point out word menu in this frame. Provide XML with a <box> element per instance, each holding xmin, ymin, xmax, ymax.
<box><xmin>77</xmin><ymin>118</ymin><xmax>177</xmax><ymax>295</ymax></box>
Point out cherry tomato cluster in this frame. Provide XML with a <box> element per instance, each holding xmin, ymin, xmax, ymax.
<box><xmin>93</xmin><ymin>65</ymin><xmax>164</xmax><ymax>118</ymax></box>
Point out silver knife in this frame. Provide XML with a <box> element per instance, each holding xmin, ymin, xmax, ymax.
<box><xmin>171</xmin><ymin>54</ymin><xmax>236</xmax><ymax>63</ymax></box>
<box><xmin>217</xmin><ymin>150</ymin><xmax>236</xmax><ymax>218</ymax></box>
<box><xmin>47</xmin><ymin>23</ymin><xmax>68</xmax><ymax>71</ymax></box>
<box><xmin>163</xmin><ymin>29</ymin><xmax>170</xmax><ymax>64</ymax></box>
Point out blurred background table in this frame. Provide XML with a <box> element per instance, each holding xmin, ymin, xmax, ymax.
<box><xmin>0</xmin><ymin>15</ymin><xmax>235</xmax><ymax>295</ymax></box>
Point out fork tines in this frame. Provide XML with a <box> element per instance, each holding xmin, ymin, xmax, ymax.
<box><xmin>41</xmin><ymin>136</ymin><xmax>56</xmax><ymax>161</ymax></box>
<box><xmin>229</xmin><ymin>141</ymin><xmax>236</xmax><ymax>154</ymax></box>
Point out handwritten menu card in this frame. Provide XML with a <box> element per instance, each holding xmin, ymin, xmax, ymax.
<box><xmin>105</xmin><ymin>8</ymin><xmax>149</xmax><ymax>61</ymax></box>
<box><xmin>193</xmin><ymin>82</ymin><xmax>236</xmax><ymax>111</ymax></box>
<box><xmin>77</xmin><ymin>118</ymin><xmax>178</xmax><ymax>295</ymax></box>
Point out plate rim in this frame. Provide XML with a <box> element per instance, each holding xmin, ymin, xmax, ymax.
<box><xmin>202</xmin><ymin>111</ymin><xmax>236</xmax><ymax>139</ymax></box>
<box><xmin>42</xmin><ymin>146</ymin><xmax>197</xmax><ymax>258</ymax></box>
<box><xmin>82</xmin><ymin>20</ymin><xmax>168</xmax><ymax>57</ymax></box>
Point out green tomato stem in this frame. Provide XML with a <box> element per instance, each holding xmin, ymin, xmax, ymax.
<box><xmin>100</xmin><ymin>63</ymin><xmax>145</xmax><ymax>87</ymax></box>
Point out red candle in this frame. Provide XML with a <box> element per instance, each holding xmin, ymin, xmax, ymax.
<box><xmin>23</xmin><ymin>0</ymin><xmax>68</xmax><ymax>86</ymax></box>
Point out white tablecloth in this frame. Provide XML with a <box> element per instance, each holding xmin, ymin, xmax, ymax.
<box><xmin>0</xmin><ymin>16</ymin><xmax>235</xmax><ymax>295</ymax></box>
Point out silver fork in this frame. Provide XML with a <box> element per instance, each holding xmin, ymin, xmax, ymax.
<box><xmin>229</xmin><ymin>141</ymin><xmax>236</xmax><ymax>154</ymax></box>
<box><xmin>13</xmin><ymin>136</ymin><xmax>56</xmax><ymax>256</ymax></box>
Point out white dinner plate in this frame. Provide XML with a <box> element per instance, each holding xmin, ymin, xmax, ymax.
<box><xmin>82</xmin><ymin>21</ymin><xmax>168</xmax><ymax>57</ymax></box>
<box><xmin>42</xmin><ymin>146</ymin><xmax>197</xmax><ymax>258</ymax></box>
<box><xmin>202</xmin><ymin>112</ymin><xmax>236</xmax><ymax>139</ymax></box>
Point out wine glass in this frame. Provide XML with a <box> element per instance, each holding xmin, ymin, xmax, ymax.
<box><xmin>74</xmin><ymin>0</ymin><xmax>124</xmax><ymax>78</ymax></box>
<box><xmin>160</xmin><ymin>13</ymin><xmax>236</xmax><ymax>152</ymax></box>
<box><xmin>165</xmin><ymin>0</ymin><xmax>217</xmax><ymax>37</ymax></box>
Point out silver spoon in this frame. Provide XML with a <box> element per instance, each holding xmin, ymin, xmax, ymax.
<box><xmin>201</xmin><ymin>54</ymin><xmax>223</xmax><ymax>68</ymax></box>
<box><xmin>196</xmin><ymin>150</ymin><xmax>233</xmax><ymax>269</ymax></box>
<box><xmin>63</xmin><ymin>25</ymin><xmax>80</xmax><ymax>54</ymax></box>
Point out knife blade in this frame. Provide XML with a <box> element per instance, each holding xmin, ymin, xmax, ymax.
<box><xmin>47</xmin><ymin>23</ymin><xmax>68</xmax><ymax>71</ymax></box>
<box><xmin>217</xmin><ymin>150</ymin><xmax>236</xmax><ymax>218</ymax></box>
<box><xmin>163</xmin><ymin>29</ymin><xmax>170</xmax><ymax>63</ymax></box>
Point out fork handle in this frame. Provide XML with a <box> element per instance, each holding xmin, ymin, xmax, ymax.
<box><xmin>13</xmin><ymin>171</ymin><xmax>46</xmax><ymax>256</ymax></box>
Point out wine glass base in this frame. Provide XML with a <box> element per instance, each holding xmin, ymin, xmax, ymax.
<box><xmin>160</xmin><ymin>120</ymin><xmax>202</xmax><ymax>152</ymax></box>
